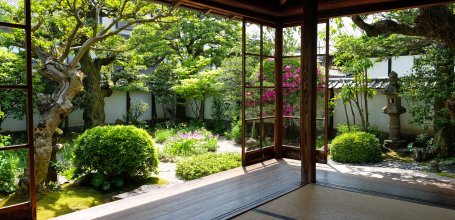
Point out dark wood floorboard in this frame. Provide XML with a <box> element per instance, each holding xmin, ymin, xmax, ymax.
<box><xmin>54</xmin><ymin>159</ymin><xmax>454</xmax><ymax>220</ymax></box>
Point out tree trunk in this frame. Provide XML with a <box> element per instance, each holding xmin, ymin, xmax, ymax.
<box><xmin>21</xmin><ymin>59</ymin><xmax>83</xmax><ymax>189</ymax></box>
<box><xmin>434</xmin><ymin>52</ymin><xmax>455</xmax><ymax>157</ymax></box>
<box><xmin>199</xmin><ymin>99</ymin><xmax>205</xmax><ymax>121</ymax></box>
<box><xmin>176</xmin><ymin>96</ymin><xmax>186</xmax><ymax>121</ymax></box>
<box><xmin>349</xmin><ymin>101</ymin><xmax>356</xmax><ymax>125</ymax></box>
<box><xmin>363</xmin><ymin>67</ymin><xmax>369</xmax><ymax>128</ymax></box>
<box><xmin>80</xmin><ymin>52</ymin><xmax>114</xmax><ymax>128</ymax></box>
<box><xmin>434</xmin><ymin>97</ymin><xmax>454</xmax><ymax>157</ymax></box>
<box><xmin>343</xmin><ymin>103</ymin><xmax>350</xmax><ymax>127</ymax></box>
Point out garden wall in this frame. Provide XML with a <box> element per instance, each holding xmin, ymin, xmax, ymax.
<box><xmin>0</xmin><ymin>55</ymin><xmax>427</xmax><ymax>135</ymax></box>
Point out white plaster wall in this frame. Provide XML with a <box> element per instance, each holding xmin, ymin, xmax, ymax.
<box><xmin>185</xmin><ymin>96</ymin><xmax>216</xmax><ymax>120</ymax></box>
<box><xmin>68</xmin><ymin>109</ymin><xmax>84</xmax><ymax>127</ymax></box>
<box><xmin>130</xmin><ymin>91</ymin><xmax>151</xmax><ymax>121</ymax></box>
<box><xmin>1</xmin><ymin>111</ymin><xmax>40</xmax><ymax>132</ymax></box>
<box><xmin>368</xmin><ymin>55</ymin><xmax>418</xmax><ymax>78</ymax></box>
<box><xmin>332</xmin><ymin>89</ymin><xmax>423</xmax><ymax>135</ymax></box>
<box><xmin>104</xmin><ymin>90</ymin><xmax>127</xmax><ymax>123</ymax></box>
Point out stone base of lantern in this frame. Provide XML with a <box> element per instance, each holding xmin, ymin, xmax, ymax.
<box><xmin>384</xmin><ymin>139</ymin><xmax>407</xmax><ymax>149</ymax></box>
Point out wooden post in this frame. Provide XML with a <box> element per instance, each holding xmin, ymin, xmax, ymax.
<box><xmin>301</xmin><ymin>0</ymin><xmax>317</xmax><ymax>183</ymax></box>
<box><xmin>126</xmin><ymin>91</ymin><xmax>131</xmax><ymax>123</ymax></box>
<box><xmin>25</xmin><ymin>0</ymin><xmax>36</xmax><ymax>217</ymax></box>
<box><xmin>324</xmin><ymin>20</ymin><xmax>330</xmax><ymax>161</ymax></box>
<box><xmin>241</xmin><ymin>19</ymin><xmax>246</xmax><ymax>165</ymax></box>
<box><xmin>151</xmin><ymin>93</ymin><xmax>157</xmax><ymax>126</ymax></box>
<box><xmin>274</xmin><ymin>23</ymin><xmax>283</xmax><ymax>158</ymax></box>
<box><xmin>259</xmin><ymin>25</ymin><xmax>264</xmax><ymax>149</ymax></box>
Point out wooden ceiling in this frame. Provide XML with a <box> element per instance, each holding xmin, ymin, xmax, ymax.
<box><xmin>154</xmin><ymin>0</ymin><xmax>454</xmax><ymax>26</ymax></box>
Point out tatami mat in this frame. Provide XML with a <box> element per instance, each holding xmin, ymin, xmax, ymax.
<box><xmin>234</xmin><ymin>184</ymin><xmax>455</xmax><ymax>220</ymax></box>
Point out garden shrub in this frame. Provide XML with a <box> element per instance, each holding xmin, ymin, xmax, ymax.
<box><xmin>73</xmin><ymin>125</ymin><xmax>158</xmax><ymax>188</ymax></box>
<box><xmin>230</xmin><ymin>117</ymin><xmax>242</xmax><ymax>144</ymax></box>
<box><xmin>154</xmin><ymin>128</ymin><xmax>176</xmax><ymax>143</ymax></box>
<box><xmin>331</xmin><ymin>131</ymin><xmax>382</xmax><ymax>163</ymax></box>
<box><xmin>336</xmin><ymin>124</ymin><xmax>383</xmax><ymax>140</ymax></box>
<box><xmin>0</xmin><ymin>135</ymin><xmax>26</xmax><ymax>193</ymax></box>
<box><xmin>336</xmin><ymin>124</ymin><xmax>362</xmax><ymax>135</ymax></box>
<box><xmin>176</xmin><ymin>153</ymin><xmax>241</xmax><ymax>180</ymax></box>
<box><xmin>123</xmin><ymin>100</ymin><xmax>149</xmax><ymax>128</ymax></box>
<box><xmin>160</xmin><ymin>128</ymin><xmax>218</xmax><ymax>161</ymax></box>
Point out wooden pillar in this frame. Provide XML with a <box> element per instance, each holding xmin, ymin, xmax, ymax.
<box><xmin>274</xmin><ymin>23</ymin><xmax>283</xmax><ymax>158</ymax></box>
<box><xmin>126</xmin><ymin>91</ymin><xmax>131</xmax><ymax>123</ymax></box>
<box><xmin>241</xmin><ymin>19</ymin><xmax>246</xmax><ymax>165</ymax></box>
<box><xmin>323</xmin><ymin>21</ymin><xmax>330</xmax><ymax>160</ymax></box>
<box><xmin>301</xmin><ymin>0</ymin><xmax>317</xmax><ymax>183</ymax></box>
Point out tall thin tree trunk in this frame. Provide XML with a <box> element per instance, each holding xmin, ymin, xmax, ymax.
<box><xmin>343</xmin><ymin>103</ymin><xmax>350</xmax><ymax>127</ymax></box>
<box><xmin>349</xmin><ymin>100</ymin><xmax>356</xmax><ymax>125</ymax></box>
<box><xmin>199</xmin><ymin>98</ymin><xmax>205</xmax><ymax>121</ymax></box>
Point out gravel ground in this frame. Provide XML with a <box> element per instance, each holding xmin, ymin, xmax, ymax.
<box><xmin>155</xmin><ymin>136</ymin><xmax>240</xmax><ymax>186</ymax></box>
<box><xmin>328</xmin><ymin>159</ymin><xmax>431</xmax><ymax>171</ymax></box>
<box><xmin>118</xmin><ymin>137</ymin><xmax>454</xmax><ymax>199</ymax></box>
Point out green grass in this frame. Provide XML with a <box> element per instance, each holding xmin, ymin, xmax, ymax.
<box><xmin>154</xmin><ymin>129</ymin><xmax>176</xmax><ymax>143</ymax></box>
<box><xmin>382</xmin><ymin>150</ymin><xmax>414</xmax><ymax>163</ymax></box>
<box><xmin>176</xmin><ymin>153</ymin><xmax>241</xmax><ymax>181</ymax></box>
<box><xmin>0</xmin><ymin>177</ymin><xmax>168</xmax><ymax>219</ymax></box>
<box><xmin>435</xmin><ymin>172</ymin><xmax>455</xmax><ymax>178</ymax></box>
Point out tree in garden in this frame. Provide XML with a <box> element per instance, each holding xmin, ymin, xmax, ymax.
<box><xmin>333</xmin><ymin>35</ymin><xmax>379</xmax><ymax>129</ymax></box>
<box><xmin>401</xmin><ymin>46</ymin><xmax>455</xmax><ymax>157</ymax></box>
<box><xmin>1</xmin><ymin>0</ymin><xmax>172</xmax><ymax>188</ymax></box>
<box><xmin>351</xmin><ymin>4</ymin><xmax>455</xmax><ymax>157</ymax></box>
<box><xmin>128</xmin><ymin>23</ymin><xmax>174</xmax><ymax>121</ymax></box>
<box><xmin>130</xmin><ymin>10</ymin><xmax>239</xmax><ymax>121</ymax></box>
<box><xmin>0</xmin><ymin>48</ymin><xmax>26</xmax><ymax>129</ymax></box>
<box><xmin>172</xmin><ymin>69</ymin><xmax>224</xmax><ymax>120</ymax></box>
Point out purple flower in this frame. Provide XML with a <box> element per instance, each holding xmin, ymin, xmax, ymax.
<box><xmin>285</xmin><ymin>65</ymin><xmax>291</xmax><ymax>72</ymax></box>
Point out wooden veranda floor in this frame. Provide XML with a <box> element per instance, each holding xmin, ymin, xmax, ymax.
<box><xmin>54</xmin><ymin>159</ymin><xmax>455</xmax><ymax>220</ymax></box>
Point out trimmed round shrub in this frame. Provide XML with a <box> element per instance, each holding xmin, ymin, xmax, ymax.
<box><xmin>331</xmin><ymin>131</ymin><xmax>382</xmax><ymax>163</ymax></box>
<box><xmin>176</xmin><ymin>153</ymin><xmax>241</xmax><ymax>180</ymax></box>
<box><xmin>73</xmin><ymin>125</ymin><xmax>158</xmax><ymax>180</ymax></box>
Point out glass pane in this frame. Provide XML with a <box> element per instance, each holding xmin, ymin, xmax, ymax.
<box><xmin>245</xmin><ymin>56</ymin><xmax>260</xmax><ymax>87</ymax></box>
<box><xmin>283</xmin><ymin>57</ymin><xmax>300</xmax><ymax>76</ymax></box>
<box><xmin>283</xmin><ymin>26</ymin><xmax>301</xmax><ymax>56</ymax></box>
<box><xmin>283</xmin><ymin>118</ymin><xmax>300</xmax><ymax>147</ymax></box>
<box><xmin>317</xmin><ymin>23</ymin><xmax>328</xmax><ymax>55</ymax></box>
<box><xmin>245</xmin><ymin>120</ymin><xmax>261</xmax><ymax>151</ymax></box>
<box><xmin>245</xmin><ymin>88</ymin><xmax>260</xmax><ymax>120</ymax></box>
<box><xmin>0</xmin><ymin>29</ymin><xmax>26</xmax><ymax>86</ymax></box>
<box><xmin>262</xmin><ymin>118</ymin><xmax>274</xmax><ymax>148</ymax></box>
<box><xmin>262</xmin><ymin>89</ymin><xmax>275</xmax><ymax>117</ymax></box>
<box><xmin>316</xmin><ymin>89</ymin><xmax>326</xmax><ymax>150</ymax></box>
<box><xmin>262</xmin><ymin>57</ymin><xmax>275</xmax><ymax>87</ymax></box>
<box><xmin>245</xmin><ymin>22</ymin><xmax>260</xmax><ymax>54</ymax></box>
<box><xmin>0</xmin><ymin>90</ymin><xmax>28</xmax><ymax>145</ymax></box>
<box><xmin>283</xmin><ymin>88</ymin><xmax>300</xmax><ymax>117</ymax></box>
<box><xmin>263</xmin><ymin>26</ymin><xmax>275</xmax><ymax>56</ymax></box>
<box><xmin>0</xmin><ymin>0</ymin><xmax>24</xmax><ymax>25</ymax></box>
<box><xmin>317</xmin><ymin>55</ymin><xmax>326</xmax><ymax>89</ymax></box>
<box><xmin>0</xmin><ymin>148</ymin><xmax>29</xmax><ymax>207</ymax></box>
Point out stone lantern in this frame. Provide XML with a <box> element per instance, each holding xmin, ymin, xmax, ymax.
<box><xmin>382</xmin><ymin>71</ymin><xmax>406</xmax><ymax>149</ymax></box>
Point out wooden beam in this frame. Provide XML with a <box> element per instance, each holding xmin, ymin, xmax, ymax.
<box><xmin>300</xmin><ymin>0</ymin><xmax>317</xmax><ymax>184</ymax></box>
<box><xmin>274</xmin><ymin>23</ymin><xmax>283</xmax><ymax>159</ymax></box>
